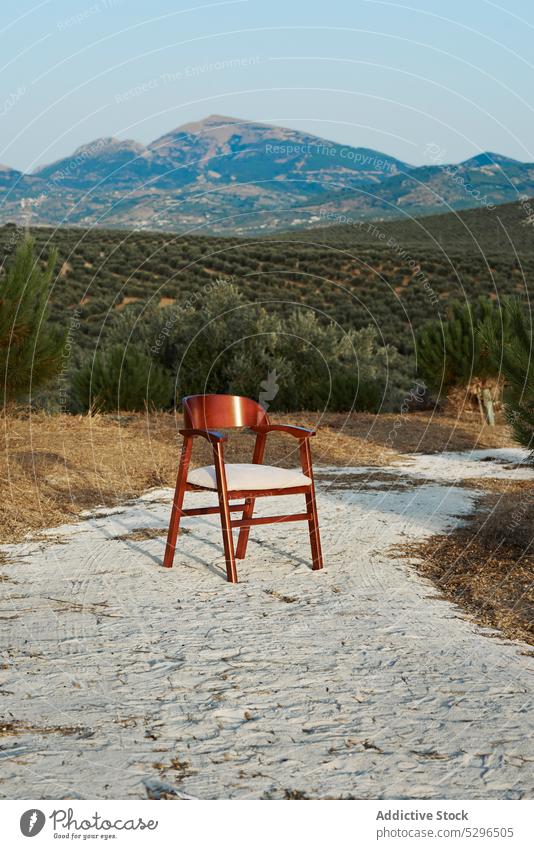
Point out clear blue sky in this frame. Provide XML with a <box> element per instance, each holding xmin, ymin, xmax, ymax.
<box><xmin>2</xmin><ymin>0</ymin><xmax>534</xmax><ymax>171</ymax></box>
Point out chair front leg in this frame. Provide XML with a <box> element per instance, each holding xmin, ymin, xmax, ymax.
<box><xmin>236</xmin><ymin>431</ymin><xmax>266</xmax><ymax>560</ymax></box>
<box><xmin>213</xmin><ymin>442</ymin><xmax>238</xmax><ymax>583</ymax></box>
<box><xmin>163</xmin><ymin>435</ymin><xmax>193</xmax><ymax>568</ymax></box>
<box><xmin>300</xmin><ymin>439</ymin><xmax>324</xmax><ymax>571</ymax></box>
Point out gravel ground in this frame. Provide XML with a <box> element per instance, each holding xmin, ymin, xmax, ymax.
<box><xmin>0</xmin><ymin>451</ymin><xmax>533</xmax><ymax>799</ymax></box>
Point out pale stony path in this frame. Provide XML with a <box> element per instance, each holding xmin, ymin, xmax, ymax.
<box><xmin>0</xmin><ymin>451</ymin><xmax>533</xmax><ymax>799</ymax></box>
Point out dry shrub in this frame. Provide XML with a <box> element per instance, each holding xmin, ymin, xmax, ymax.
<box><xmin>410</xmin><ymin>491</ymin><xmax>534</xmax><ymax>644</ymax></box>
<box><xmin>475</xmin><ymin>494</ymin><xmax>534</xmax><ymax>551</ymax></box>
<box><xmin>445</xmin><ymin>377</ymin><xmax>503</xmax><ymax>420</ymax></box>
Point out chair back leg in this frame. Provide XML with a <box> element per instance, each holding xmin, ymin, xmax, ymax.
<box><xmin>235</xmin><ymin>430</ymin><xmax>265</xmax><ymax>562</ymax></box>
<box><xmin>236</xmin><ymin>497</ymin><xmax>255</xmax><ymax>559</ymax></box>
<box><xmin>163</xmin><ymin>437</ymin><xmax>192</xmax><ymax>568</ymax></box>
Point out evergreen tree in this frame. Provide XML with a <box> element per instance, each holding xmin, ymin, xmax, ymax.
<box><xmin>480</xmin><ymin>298</ymin><xmax>533</xmax><ymax>459</ymax></box>
<box><xmin>71</xmin><ymin>345</ymin><xmax>173</xmax><ymax>413</ymax></box>
<box><xmin>0</xmin><ymin>238</ymin><xmax>65</xmax><ymax>403</ymax></box>
<box><xmin>416</xmin><ymin>297</ymin><xmax>506</xmax><ymax>422</ymax></box>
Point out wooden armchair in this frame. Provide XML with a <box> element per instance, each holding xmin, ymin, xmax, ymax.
<box><xmin>163</xmin><ymin>394</ymin><xmax>323</xmax><ymax>582</ymax></box>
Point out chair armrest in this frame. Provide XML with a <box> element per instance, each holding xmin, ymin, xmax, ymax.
<box><xmin>179</xmin><ymin>428</ymin><xmax>227</xmax><ymax>445</ymax></box>
<box><xmin>250</xmin><ymin>424</ymin><xmax>316</xmax><ymax>439</ymax></box>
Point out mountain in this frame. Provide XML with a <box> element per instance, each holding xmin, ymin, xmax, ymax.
<box><xmin>33</xmin><ymin>138</ymin><xmax>157</xmax><ymax>188</ymax></box>
<box><xmin>0</xmin><ymin>164</ymin><xmax>23</xmax><ymax>189</ymax></box>
<box><xmin>459</xmin><ymin>152</ymin><xmax>521</xmax><ymax>167</ymax></box>
<box><xmin>146</xmin><ymin>114</ymin><xmax>409</xmax><ymax>184</ymax></box>
<box><xmin>1</xmin><ymin>115</ymin><xmax>533</xmax><ymax>234</ymax></box>
<box><xmin>0</xmin><ymin>163</ymin><xmax>47</xmax><ymax>218</ymax></box>
<box><xmin>295</xmin><ymin>155</ymin><xmax>534</xmax><ymax>228</ymax></box>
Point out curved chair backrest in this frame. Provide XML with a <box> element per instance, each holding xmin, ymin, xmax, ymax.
<box><xmin>183</xmin><ymin>394</ymin><xmax>270</xmax><ymax>430</ymax></box>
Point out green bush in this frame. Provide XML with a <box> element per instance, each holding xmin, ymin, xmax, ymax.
<box><xmin>71</xmin><ymin>345</ymin><xmax>173</xmax><ymax>412</ymax></box>
<box><xmin>103</xmin><ymin>283</ymin><xmax>414</xmax><ymax>412</ymax></box>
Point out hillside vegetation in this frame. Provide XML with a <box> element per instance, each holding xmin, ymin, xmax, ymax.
<box><xmin>2</xmin><ymin>199</ymin><xmax>531</xmax><ymax>367</ymax></box>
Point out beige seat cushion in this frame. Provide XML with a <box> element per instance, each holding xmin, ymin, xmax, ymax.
<box><xmin>187</xmin><ymin>462</ymin><xmax>311</xmax><ymax>491</ymax></box>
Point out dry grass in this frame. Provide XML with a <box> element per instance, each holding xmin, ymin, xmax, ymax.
<box><xmin>0</xmin><ymin>408</ymin><xmax>515</xmax><ymax>546</ymax></box>
<box><xmin>0</xmin><ymin>720</ymin><xmax>89</xmax><ymax>737</ymax></box>
<box><xmin>407</xmin><ymin>489</ymin><xmax>534</xmax><ymax>645</ymax></box>
<box><xmin>113</xmin><ymin>527</ymin><xmax>179</xmax><ymax>542</ymax></box>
